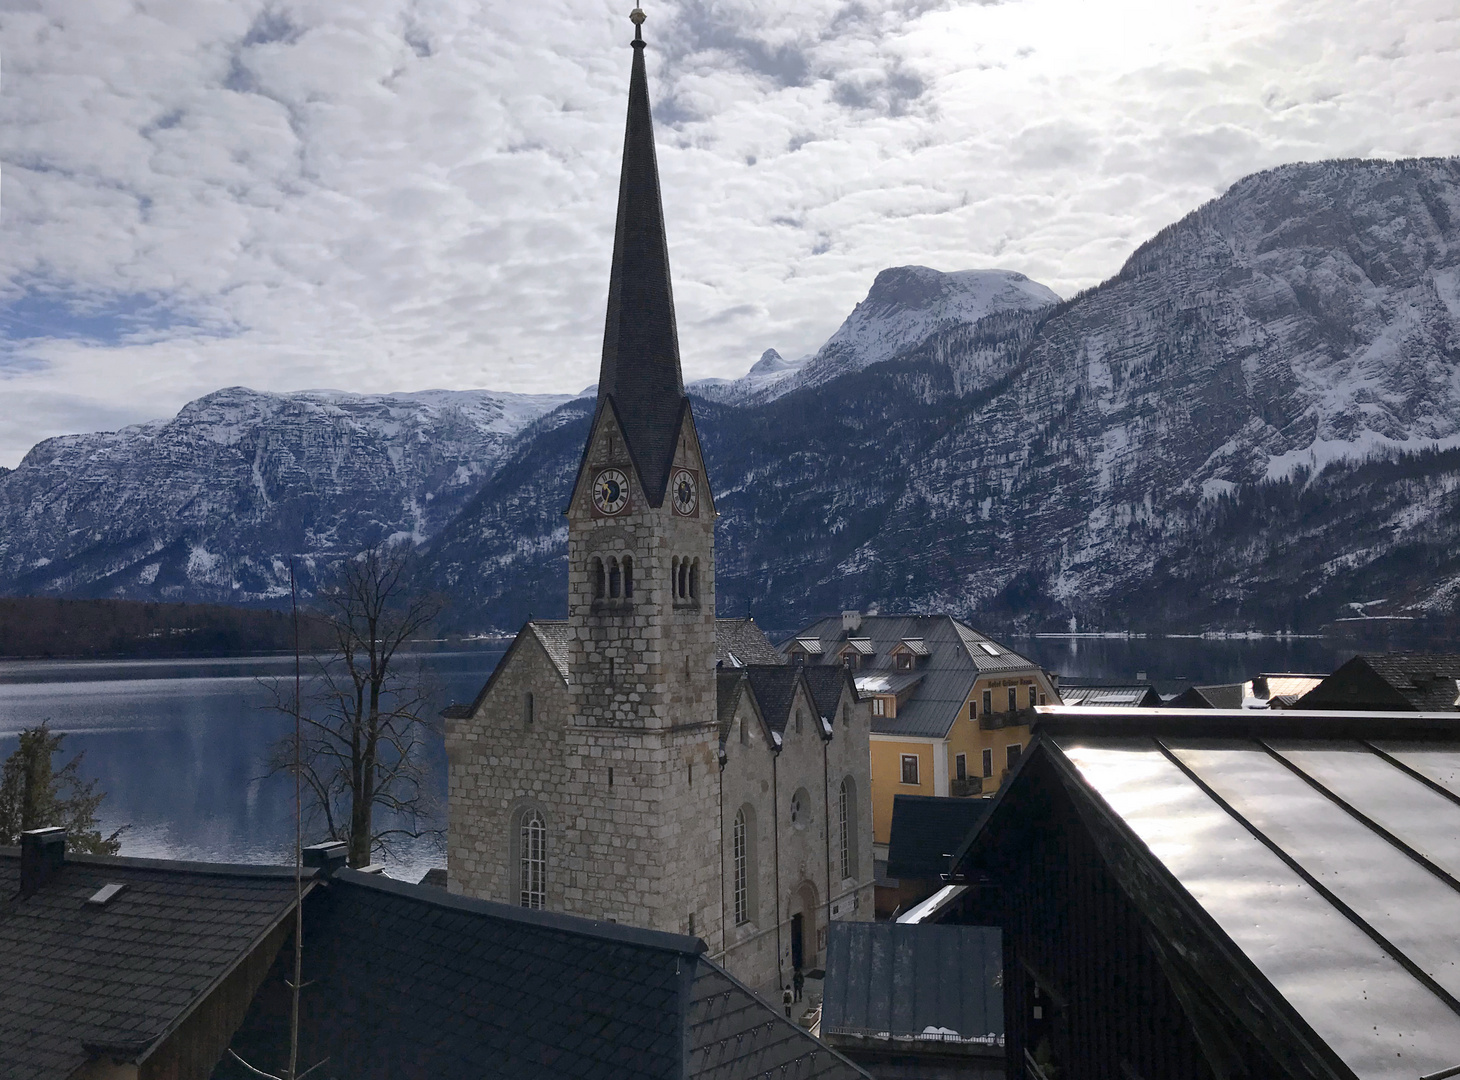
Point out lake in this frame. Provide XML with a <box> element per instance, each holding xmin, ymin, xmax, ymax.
<box><xmin>0</xmin><ymin>650</ymin><xmax>505</xmax><ymax>882</ymax></box>
<box><xmin>0</xmin><ymin>635</ymin><xmax>1371</xmax><ymax>878</ymax></box>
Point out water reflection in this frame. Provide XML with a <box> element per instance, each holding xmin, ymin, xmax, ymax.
<box><xmin>0</xmin><ymin>650</ymin><xmax>505</xmax><ymax>881</ymax></box>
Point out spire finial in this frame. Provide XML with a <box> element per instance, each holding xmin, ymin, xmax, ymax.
<box><xmin>630</xmin><ymin>6</ymin><xmax>645</xmax><ymax>44</ymax></box>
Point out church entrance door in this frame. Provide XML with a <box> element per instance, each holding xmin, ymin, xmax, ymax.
<box><xmin>790</xmin><ymin>912</ymin><xmax>804</xmax><ymax>971</ymax></box>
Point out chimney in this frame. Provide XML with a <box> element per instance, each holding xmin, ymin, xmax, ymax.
<box><xmin>20</xmin><ymin>827</ymin><xmax>66</xmax><ymax>898</ymax></box>
<box><xmin>302</xmin><ymin>841</ymin><xmax>348</xmax><ymax>878</ymax></box>
<box><xmin>842</xmin><ymin>610</ymin><xmax>862</xmax><ymax>633</ymax></box>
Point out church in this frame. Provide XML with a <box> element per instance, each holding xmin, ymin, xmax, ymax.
<box><xmin>444</xmin><ymin>9</ymin><xmax>874</xmax><ymax>996</ymax></box>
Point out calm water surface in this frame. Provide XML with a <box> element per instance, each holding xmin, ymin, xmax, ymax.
<box><xmin>0</xmin><ymin>650</ymin><xmax>504</xmax><ymax>882</ymax></box>
<box><xmin>0</xmin><ymin>636</ymin><xmax>1389</xmax><ymax>879</ymax></box>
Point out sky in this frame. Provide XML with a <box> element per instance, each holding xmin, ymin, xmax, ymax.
<box><xmin>0</xmin><ymin>0</ymin><xmax>1457</xmax><ymax>467</ymax></box>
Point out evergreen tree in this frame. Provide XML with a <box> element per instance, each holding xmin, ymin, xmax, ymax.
<box><xmin>0</xmin><ymin>721</ymin><xmax>124</xmax><ymax>854</ymax></box>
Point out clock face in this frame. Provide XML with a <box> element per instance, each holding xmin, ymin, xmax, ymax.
<box><xmin>671</xmin><ymin>469</ymin><xmax>698</xmax><ymax>516</ymax></box>
<box><xmin>593</xmin><ymin>468</ymin><xmax>629</xmax><ymax>515</ymax></box>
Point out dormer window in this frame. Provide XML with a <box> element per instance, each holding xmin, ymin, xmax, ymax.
<box><xmin>895</xmin><ymin>653</ymin><xmax>913</xmax><ymax>671</ymax></box>
<box><xmin>839</xmin><ymin>638</ymin><xmax>874</xmax><ymax>670</ymax></box>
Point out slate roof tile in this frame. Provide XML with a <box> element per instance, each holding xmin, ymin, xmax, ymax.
<box><xmin>0</xmin><ymin>849</ymin><xmax>306</xmax><ymax>1080</ymax></box>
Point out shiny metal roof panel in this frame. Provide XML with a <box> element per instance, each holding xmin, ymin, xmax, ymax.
<box><xmin>1057</xmin><ymin>739</ymin><xmax>1460</xmax><ymax>1077</ymax></box>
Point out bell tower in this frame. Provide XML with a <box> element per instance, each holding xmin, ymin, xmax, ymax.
<box><xmin>561</xmin><ymin>6</ymin><xmax>721</xmax><ymax>943</ymax></box>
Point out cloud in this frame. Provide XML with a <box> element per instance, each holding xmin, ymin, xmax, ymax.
<box><xmin>0</xmin><ymin>0</ymin><xmax>1456</xmax><ymax>465</ymax></box>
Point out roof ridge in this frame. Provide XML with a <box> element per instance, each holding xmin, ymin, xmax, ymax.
<box><xmin>332</xmin><ymin>867</ymin><xmax>708</xmax><ymax>956</ymax></box>
<box><xmin>0</xmin><ymin>848</ymin><xmax>319</xmax><ymax>880</ymax></box>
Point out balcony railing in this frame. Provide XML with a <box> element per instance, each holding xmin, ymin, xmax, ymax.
<box><xmin>950</xmin><ymin>776</ymin><xmax>983</xmax><ymax>798</ymax></box>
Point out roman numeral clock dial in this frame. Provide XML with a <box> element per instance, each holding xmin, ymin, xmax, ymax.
<box><xmin>593</xmin><ymin>469</ymin><xmax>629</xmax><ymax>515</ymax></box>
<box><xmin>671</xmin><ymin>469</ymin><xmax>698</xmax><ymax>516</ymax></box>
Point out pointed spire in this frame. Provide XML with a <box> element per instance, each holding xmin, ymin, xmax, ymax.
<box><xmin>597</xmin><ymin>6</ymin><xmax>686</xmax><ymax>505</ymax></box>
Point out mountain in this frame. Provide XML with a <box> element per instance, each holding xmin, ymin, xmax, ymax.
<box><xmin>423</xmin><ymin>157</ymin><xmax>1460</xmax><ymax>635</ymax></box>
<box><xmin>691</xmin><ymin>266</ymin><xmax>1058</xmax><ymax>405</ymax></box>
<box><xmin>5</xmin><ymin>158</ymin><xmax>1459</xmax><ymax>636</ymax></box>
<box><xmin>0</xmin><ymin>387</ymin><xmax>569</xmax><ymax>602</ymax></box>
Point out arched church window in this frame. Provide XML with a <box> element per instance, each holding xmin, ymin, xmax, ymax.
<box><xmin>733</xmin><ymin>808</ymin><xmax>749</xmax><ymax>925</ymax></box>
<box><xmin>623</xmin><ymin>556</ymin><xmax>634</xmax><ymax>598</ymax></box>
<box><xmin>520</xmin><ymin>809</ymin><xmax>546</xmax><ymax>909</ymax></box>
<box><xmin>689</xmin><ymin>558</ymin><xmax>699</xmax><ymax>600</ymax></box>
<box><xmin>608</xmin><ymin>557</ymin><xmax>621</xmax><ymax>599</ymax></box>
<box><xmin>839</xmin><ymin>778</ymin><xmax>856</xmax><ymax>880</ymax></box>
<box><xmin>593</xmin><ymin>557</ymin><xmax>605</xmax><ymax>599</ymax></box>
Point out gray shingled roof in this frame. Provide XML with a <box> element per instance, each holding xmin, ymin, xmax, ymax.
<box><xmin>218</xmin><ymin>868</ymin><xmax>868</xmax><ymax>1080</ymax></box>
<box><xmin>716</xmin><ymin>618</ymin><xmax>785</xmax><ymax>667</ymax></box>
<box><xmin>783</xmin><ymin>615</ymin><xmax>1043</xmax><ymax>739</ymax></box>
<box><xmin>803</xmin><ymin>666</ymin><xmax>855</xmax><ymax>724</ymax></box>
<box><xmin>0</xmin><ymin>849</ymin><xmax>307</xmax><ymax>1080</ymax></box>
<box><xmin>886</xmin><ymin>794</ymin><xmax>993</xmax><ymax>880</ymax></box>
<box><xmin>1298</xmin><ymin>654</ymin><xmax>1460</xmax><ymax>711</ymax></box>
<box><xmin>530</xmin><ymin>619</ymin><xmax>574</xmax><ymax>679</ymax></box>
<box><xmin>744</xmin><ymin>665</ymin><xmax>806</xmax><ymax>736</ymax></box>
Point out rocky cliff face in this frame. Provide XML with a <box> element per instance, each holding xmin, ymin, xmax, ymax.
<box><xmin>5</xmin><ymin>158</ymin><xmax>1458</xmax><ymax>635</ymax></box>
<box><xmin>0</xmin><ymin>387</ymin><xmax>568</xmax><ymax>601</ymax></box>
<box><xmin>425</xmin><ymin>157</ymin><xmax>1460</xmax><ymax>635</ymax></box>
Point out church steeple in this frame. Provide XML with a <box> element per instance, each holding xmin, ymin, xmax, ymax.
<box><xmin>597</xmin><ymin>6</ymin><xmax>687</xmax><ymax>506</ymax></box>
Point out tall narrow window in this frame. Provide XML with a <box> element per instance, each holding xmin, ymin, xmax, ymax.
<box><xmin>523</xmin><ymin>691</ymin><xmax>534</xmax><ymax>726</ymax></box>
<box><xmin>955</xmin><ymin>753</ymin><xmax>967</xmax><ymax>781</ymax></box>
<box><xmin>520</xmin><ymin>809</ymin><xmax>545</xmax><ymax>909</ymax></box>
<box><xmin>678</xmin><ymin>559</ymin><xmax>689</xmax><ymax>599</ymax></box>
<box><xmin>838</xmin><ymin>779</ymin><xmax>851</xmax><ymax>880</ymax></box>
<box><xmin>969</xmin><ymin>701</ymin><xmax>977</xmax><ymax>721</ymax></box>
<box><xmin>689</xmin><ymin>558</ymin><xmax>699</xmax><ymax>599</ymax></box>
<box><xmin>900</xmin><ymin>754</ymin><xmax>920</xmax><ymax>785</ymax></box>
<box><xmin>733</xmin><ymin>809</ymin><xmax>749</xmax><ymax>924</ymax></box>
<box><xmin>982</xmin><ymin>689</ymin><xmax>992</xmax><ymax>715</ymax></box>
<box><xmin>593</xmin><ymin>557</ymin><xmax>605</xmax><ymax>599</ymax></box>
<box><xmin>1028</xmin><ymin>685</ymin><xmax>1037</xmax><ymax>708</ymax></box>
<box><xmin>671</xmin><ymin>556</ymin><xmax>680</xmax><ymax>598</ymax></box>
<box><xmin>1007</xmin><ymin>687</ymin><xmax>1018</xmax><ymax>712</ymax></box>
<box><xmin>1007</xmin><ymin>743</ymin><xmax>1023</xmax><ymax>770</ymax></box>
<box><xmin>608</xmin><ymin>557</ymin><xmax>621</xmax><ymax>598</ymax></box>
<box><xmin>982</xmin><ymin>748</ymin><xmax>993</xmax><ymax>777</ymax></box>
<box><xmin>623</xmin><ymin>556</ymin><xmax>634</xmax><ymax>598</ymax></box>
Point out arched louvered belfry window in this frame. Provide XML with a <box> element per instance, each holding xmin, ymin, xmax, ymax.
<box><xmin>593</xmin><ymin>557</ymin><xmax>605</xmax><ymax>599</ymax></box>
<box><xmin>608</xmin><ymin>557</ymin><xmax>621</xmax><ymax>599</ymax></box>
<box><xmin>520</xmin><ymin>809</ymin><xmax>546</xmax><ymax>909</ymax></box>
<box><xmin>623</xmin><ymin>555</ymin><xmax>634</xmax><ymax>598</ymax></box>
<box><xmin>678</xmin><ymin>558</ymin><xmax>689</xmax><ymax>599</ymax></box>
<box><xmin>689</xmin><ymin>558</ymin><xmax>699</xmax><ymax>600</ymax></box>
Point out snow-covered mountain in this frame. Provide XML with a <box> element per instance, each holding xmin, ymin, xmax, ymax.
<box><xmin>6</xmin><ymin>158</ymin><xmax>1460</xmax><ymax>635</ymax></box>
<box><xmin>424</xmin><ymin>157</ymin><xmax>1460</xmax><ymax>635</ymax></box>
<box><xmin>0</xmin><ymin>386</ymin><xmax>569</xmax><ymax>601</ymax></box>
<box><xmin>692</xmin><ymin>267</ymin><xmax>1058</xmax><ymax>405</ymax></box>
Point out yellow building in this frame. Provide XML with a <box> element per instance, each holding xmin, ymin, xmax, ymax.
<box><xmin>783</xmin><ymin>613</ymin><xmax>1061</xmax><ymax>853</ymax></box>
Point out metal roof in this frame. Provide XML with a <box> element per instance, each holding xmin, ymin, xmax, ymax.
<box><xmin>783</xmin><ymin>615</ymin><xmax>1044</xmax><ymax>738</ymax></box>
<box><xmin>898</xmin><ymin>638</ymin><xmax>930</xmax><ymax>657</ymax></box>
<box><xmin>854</xmin><ymin>671</ymin><xmax>924</xmax><ymax>696</ymax></box>
<box><xmin>821</xmin><ymin>922</ymin><xmax>1003</xmax><ymax>1047</ymax></box>
<box><xmin>843</xmin><ymin>638</ymin><xmax>875</xmax><ymax>656</ymax></box>
<box><xmin>792</xmin><ymin>637</ymin><xmax>824</xmax><ymax>655</ymax></box>
<box><xmin>1059</xmin><ymin>685</ymin><xmax>1159</xmax><ymax>707</ymax></box>
<box><xmin>886</xmin><ymin>794</ymin><xmax>991</xmax><ymax>880</ymax></box>
<box><xmin>1045</xmin><ymin>729</ymin><xmax>1460</xmax><ymax>1077</ymax></box>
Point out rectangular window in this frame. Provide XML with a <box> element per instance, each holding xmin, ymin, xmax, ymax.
<box><xmin>955</xmin><ymin>753</ymin><xmax>967</xmax><ymax>781</ymax></box>
<box><xmin>895</xmin><ymin>652</ymin><xmax>912</xmax><ymax>670</ymax></box>
<box><xmin>982</xmin><ymin>690</ymin><xmax>992</xmax><ymax>715</ymax></box>
<box><xmin>1007</xmin><ymin>687</ymin><xmax>1018</xmax><ymax>712</ymax></box>
<box><xmin>982</xmin><ymin>748</ymin><xmax>993</xmax><ymax>777</ymax></box>
<box><xmin>900</xmin><ymin>754</ymin><xmax>920</xmax><ymax>785</ymax></box>
<box><xmin>1029</xmin><ymin>685</ymin><xmax>1038</xmax><ymax>708</ymax></box>
<box><xmin>1039</xmin><ymin>693</ymin><xmax>1047</xmax><ymax>706</ymax></box>
<box><xmin>733</xmin><ymin>810</ymin><xmax>749</xmax><ymax>924</ymax></box>
<box><xmin>968</xmin><ymin>700</ymin><xmax>977</xmax><ymax>721</ymax></box>
<box><xmin>872</xmin><ymin>697</ymin><xmax>887</xmax><ymax>717</ymax></box>
<box><xmin>1006</xmin><ymin>743</ymin><xmax>1023</xmax><ymax>770</ymax></box>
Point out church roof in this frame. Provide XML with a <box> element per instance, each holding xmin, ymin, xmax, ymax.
<box><xmin>715</xmin><ymin>618</ymin><xmax>785</xmax><ymax>667</ymax></box>
<box><xmin>594</xmin><ymin>12</ymin><xmax>687</xmax><ymax>506</ymax></box>
<box><xmin>803</xmin><ymin>665</ymin><xmax>856</xmax><ymax>722</ymax></box>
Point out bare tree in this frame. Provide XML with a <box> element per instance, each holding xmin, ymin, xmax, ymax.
<box><xmin>269</xmin><ymin>546</ymin><xmax>444</xmax><ymax>868</ymax></box>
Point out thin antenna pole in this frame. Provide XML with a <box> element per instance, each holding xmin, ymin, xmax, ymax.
<box><xmin>289</xmin><ymin>559</ymin><xmax>302</xmax><ymax>1080</ymax></box>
